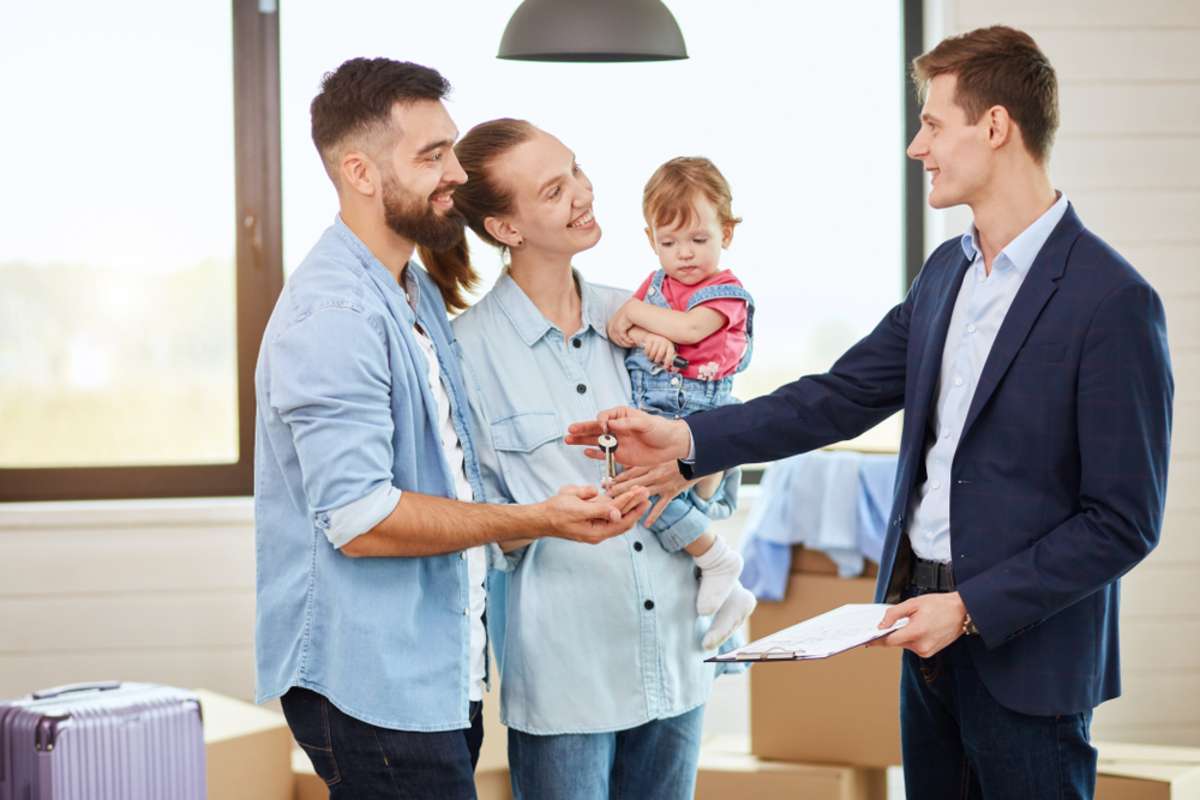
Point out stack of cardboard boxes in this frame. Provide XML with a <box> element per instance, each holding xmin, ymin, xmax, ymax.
<box><xmin>693</xmin><ymin>546</ymin><xmax>899</xmax><ymax>800</ymax></box>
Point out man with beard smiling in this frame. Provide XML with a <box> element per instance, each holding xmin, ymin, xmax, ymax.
<box><xmin>252</xmin><ymin>58</ymin><xmax>649</xmax><ymax>799</ymax></box>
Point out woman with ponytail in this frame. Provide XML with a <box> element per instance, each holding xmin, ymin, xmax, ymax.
<box><xmin>451</xmin><ymin>120</ymin><xmax>738</xmax><ymax>800</ymax></box>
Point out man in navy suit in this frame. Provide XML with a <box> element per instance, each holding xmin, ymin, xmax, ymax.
<box><xmin>568</xmin><ymin>26</ymin><xmax>1173</xmax><ymax>798</ymax></box>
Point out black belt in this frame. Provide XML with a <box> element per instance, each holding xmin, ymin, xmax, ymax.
<box><xmin>911</xmin><ymin>557</ymin><xmax>955</xmax><ymax>592</ymax></box>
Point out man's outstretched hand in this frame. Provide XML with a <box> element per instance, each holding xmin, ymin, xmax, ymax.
<box><xmin>565</xmin><ymin>406</ymin><xmax>693</xmax><ymax>468</ymax></box>
<box><xmin>540</xmin><ymin>483</ymin><xmax>651</xmax><ymax>544</ymax></box>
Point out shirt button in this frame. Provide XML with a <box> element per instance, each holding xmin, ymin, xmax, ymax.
<box><xmin>942</xmin><ymin>428</ymin><xmax>952</xmax><ymax>439</ymax></box>
<box><xmin>576</xmin><ymin>383</ymin><xmax>587</xmax><ymax>394</ymax></box>
<box><xmin>633</xmin><ymin>541</ymin><xmax>644</xmax><ymax>552</ymax></box>
<box><xmin>967</xmin><ymin>324</ymin><xmax>977</xmax><ymax>334</ymax></box>
<box><xmin>932</xmin><ymin>480</ymin><xmax>942</xmax><ymax>490</ymax></box>
<box><xmin>648</xmin><ymin>287</ymin><xmax>657</xmax><ymax>296</ymax></box>
<box><xmin>954</xmin><ymin>376</ymin><xmax>964</xmax><ymax>387</ymax></box>
<box><xmin>644</xmin><ymin>600</ymin><xmax>655</xmax><ymax>610</ymax></box>
<box><xmin>572</xmin><ymin>338</ymin><xmax>582</xmax><ymax>348</ymax></box>
<box><xmin>460</xmin><ymin>551</ymin><xmax>466</xmax><ymax>560</ymax></box>
<box><xmin>670</xmin><ymin>377</ymin><xmax>681</xmax><ymax>386</ymax></box>
<box><xmin>463</xmin><ymin>607</ymin><xmax>470</xmax><ymax>617</ymax></box>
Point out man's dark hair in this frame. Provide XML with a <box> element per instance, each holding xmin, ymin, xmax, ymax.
<box><xmin>310</xmin><ymin>57</ymin><xmax>451</xmax><ymax>178</ymax></box>
<box><xmin>913</xmin><ymin>26</ymin><xmax>1058</xmax><ymax>163</ymax></box>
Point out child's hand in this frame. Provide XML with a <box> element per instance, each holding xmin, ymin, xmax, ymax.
<box><xmin>607</xmin><ymin>299</ymin><xmax>641</xmax><ymax>347</ymax></box>
<box><xmin>641</xmin><ymin>333</ymin><xmax>677</xmax><ymax>371</ymax></box>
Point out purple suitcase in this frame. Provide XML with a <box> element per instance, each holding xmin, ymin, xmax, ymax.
<box><xmin>0</xmin><ymin>681</ymin><xmax>206</xmax><ymax>800</ymax></box>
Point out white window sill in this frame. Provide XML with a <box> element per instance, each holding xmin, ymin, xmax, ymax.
<box><xmin>0</xmin><ymin>497</ymin><xmax>255</xmax><ymax>531</ymax></box>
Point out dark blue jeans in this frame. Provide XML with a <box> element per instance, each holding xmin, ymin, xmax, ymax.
<box><xmin>899</xmin><ymin>588</ymin><xmax>1097</xmax><ymax>799</ymax></box>
<box><xmin>281</xmin><ymin>687</ymin><xmax>483</xmax><ymax>800</ymax></box>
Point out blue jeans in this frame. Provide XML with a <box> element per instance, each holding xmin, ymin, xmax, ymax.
<box><xmin>507</xmin><ymin>705</ymin><xmax>704</xmax><ymax>800</ymax></box>
<box><xmin>281</xmin><ymin>687</ymin><xmax>484</xmax><ymax>799</ymax></box>
<box><xmin>899</xmin><ymin>589</ymin><xmax>1097</xmax><ymax>799</ymax></box>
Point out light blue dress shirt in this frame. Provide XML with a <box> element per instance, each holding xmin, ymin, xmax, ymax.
<box><xmin>453</xmin><ymin>270</ymin><xmax>729</xmax><ymax>735</ymax></box>
<box><xmin>254</xmin><ymin>217</ymin><xmax>488</xmax><ymax>731</ymax></box>
<box><xmin>907</xmin><ymin>193</ymin><xmax>1069</xmax><ymax>562</ymax></box>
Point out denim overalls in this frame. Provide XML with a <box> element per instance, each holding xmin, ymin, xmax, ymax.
<box><xmin>624</xmin><ymin>269</ymin><xmax>755</xmax><ymax>549</ymax></box>
<box><xmin>625</xmin><ymin>269</ymin><xmax>755</xmax><ymax>418</ymax></box>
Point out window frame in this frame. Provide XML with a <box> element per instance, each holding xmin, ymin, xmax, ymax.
<box><xmin>1</xmin><ymin>0</ymin><xmax>922</xmax><ymax>500</ymax></box>
<box><xmin>0</xmin><ymin>0</ymin><xmax>283</xmax><ymax>502</ymax></box>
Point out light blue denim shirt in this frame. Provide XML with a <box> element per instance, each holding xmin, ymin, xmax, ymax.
<box><xmin>453</xmin><ymin>270</ymin><xmax>728</xmax><ymax>735</ymax></box>
<box><xmin>254</xmin><ymin>217</ymin><xmax>487</xmax><ymax>731</ymax></box>
<box><xmin>907</xmin><ymin>192</ymin><xmax>1069</xmax><ymax>562</ymax></box>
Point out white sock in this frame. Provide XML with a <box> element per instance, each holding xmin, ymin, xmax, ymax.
<box><xmin>693</xmin><ymin>536</ymin><xmax>743</xmax><ymax>616</ymax></box>
<box><xmin>703</xmin><ymin>585</ymin><xmax>757</xmax><ymax>651</ymax></box>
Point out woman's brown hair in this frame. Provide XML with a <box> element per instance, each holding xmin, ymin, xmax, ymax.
<box><xmin>418</xmin><ymin>118</ymin><xmax>536</xmax><ymax>311</ymax></box>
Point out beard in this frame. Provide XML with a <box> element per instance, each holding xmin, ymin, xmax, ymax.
<box><xmin>382</xmin><ymin>174</ymin><xmax>465</xmax><ymax>252</ymax></box>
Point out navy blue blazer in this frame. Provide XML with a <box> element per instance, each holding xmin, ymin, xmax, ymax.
<box><xmin>688</xmin><ymin>205</ymin><xmax>1173</xmax><ymax>715</ymax></box>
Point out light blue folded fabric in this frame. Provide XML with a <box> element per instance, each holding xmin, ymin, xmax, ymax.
<box><xmin>740</xmin><ymin>451</ymin><xmax>899</xmax><ymax>601</ymax></box>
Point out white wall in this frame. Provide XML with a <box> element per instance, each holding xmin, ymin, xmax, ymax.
<box><xmin>0</xmin><ymin>500</ymin><xmax>256</xmax><ymax>700</ymax></box>
<box><xmin>931</xmin><ymin>0</ymin><xmax>1200</xmax><ymax>747</ymax></box>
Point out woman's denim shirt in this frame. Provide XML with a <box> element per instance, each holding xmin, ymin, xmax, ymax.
<box><xmin>254</xmin><ymin>218</ymin><xmax>486</xmax><ymax>731</ymax></box>
<box><xmin>452</xmin><ymin>270</ymin><xmax>736</xmax><ymax>735</ymax></box>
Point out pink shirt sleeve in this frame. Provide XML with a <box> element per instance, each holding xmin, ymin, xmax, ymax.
<box><xmin>632</xmin><ymin>273</ymin><xmax>654</xmax><ymax>301</ymax></box>
<box><xmin>692</xmin><ymin>296</ymin><xmax>748</xmax><ymax>332</ymax></box>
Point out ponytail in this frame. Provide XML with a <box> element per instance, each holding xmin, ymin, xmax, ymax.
<box><xmin>418</xmin><ymin>234</ymin><xmax>478</xmax><ymax>313</ymax></box>
<box><xmin>418</xmin><ymin>118</ymin><xmax>536</xmax><ymax>311</ymax></box>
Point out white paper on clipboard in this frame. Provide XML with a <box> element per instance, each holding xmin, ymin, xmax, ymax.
<box><xmin>707</xmin><ymin>603</ymin><xmax>909</xmax><ymax>662</ymax></box>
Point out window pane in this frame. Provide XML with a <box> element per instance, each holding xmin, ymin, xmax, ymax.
<box><xmin>0</xmin><ymin>2</ymin><xmax>237</xmax><ymax>468</ymax></box>
<box><xmin>282</xmin><ymin>1</ymin><xmax>902</xmax><ymax>450</ymax></box>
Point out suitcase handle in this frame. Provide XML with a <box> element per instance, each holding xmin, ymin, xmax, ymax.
<box><xmin>32</xmin><ymin>681</ymin><xmax>122</xmax><ymax>700</ymax></box>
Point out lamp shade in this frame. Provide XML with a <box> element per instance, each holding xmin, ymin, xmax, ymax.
<box><xmin>498</xmin><ymin>0</ymin><xmax>687</xmax><ymax>62</ymax></box>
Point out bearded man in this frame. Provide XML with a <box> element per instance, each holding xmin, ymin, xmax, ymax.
<box><xmin>252</xmin><ymin>58</ymin><xmax>647</xmax><ymax>799</ymax></box>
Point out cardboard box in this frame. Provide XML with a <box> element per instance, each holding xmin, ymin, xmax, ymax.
<box><xmin>697</xmin><ymin>735</ymin><xmax>885</xmax><ymax>800</ymax></box>
<box><xmin>749</xmin><ymin>547</ymin><xmax>902</xmax><ymax>768</ymax></box>
<box><xmin>1096</xmin><ymin>741</ymin><xmax>1200</xmax><ymax>800</ymax></box>
<box><xmin>195</xmin><ymin>689</ymin><xmax>294</xmax><ymax>800</ymax></box>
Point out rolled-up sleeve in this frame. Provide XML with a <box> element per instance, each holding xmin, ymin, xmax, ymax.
<box><xmin>268</xmin><ymin>306</ymin><xmax>400</xmax><ymax>548</ymax></box>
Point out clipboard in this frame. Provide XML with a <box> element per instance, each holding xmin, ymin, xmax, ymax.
<box><xmin>706</xmin><ymin>603</ymin><xmax>908</xmax><ymax>662</ymax></box>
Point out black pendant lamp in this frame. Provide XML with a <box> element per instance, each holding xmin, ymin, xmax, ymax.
<box><xmin>498</xmin><ymin>0</ymin><xmax>687</xmax><ymax>62</ymax></box>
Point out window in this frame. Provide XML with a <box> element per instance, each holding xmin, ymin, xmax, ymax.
<box><xmin>0</xmin><ymin>0</ymin><xmax>281</xmax><ymax>500</ymax></box>
<box><xmin>282</xmin><ymin>1</ymin><xmax>920</xmax><ymax>453</ymax></box>
<box><xmin>2</xmin><ymin>1</ymin><xmax>921</xmax><ymax>501</ymax></box>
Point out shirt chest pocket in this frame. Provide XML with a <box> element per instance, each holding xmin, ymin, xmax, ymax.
<box><xmin>490</xmin><ymin>411</ymin><xmax>562</xmax><ymax>454</ymax></box>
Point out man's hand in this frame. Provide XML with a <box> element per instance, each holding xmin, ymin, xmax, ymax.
<box><xmin>640</xmin><ymin>333</ymin><xmax>678</xmax><ymax>372</ymax></box>
<box><xmin>608</xmin><ymin>462</ymin><xmax>701</xmax><ymax>526</ymax></box>
<box><xmin>869</xmin><ymin>591</ymin><xmax>968</xmax><ymax>658</ymax></box>
<box><xmin>539</xmin><ymin>484</ymin><xmax>650</xmax><ymax>544</ymax></box>
<box><xmin>606</xmin><ymin>299</ymin><xmax>642</xmax><ymax>347</ymax></box>
<box><xmin>565</xmin><ymin>406</ymin><xmax>692</xmax><ymax>468</ymax></box>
